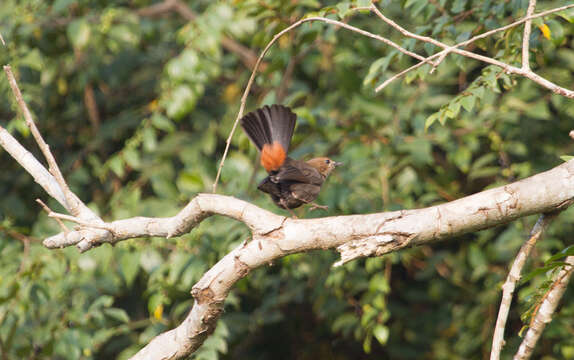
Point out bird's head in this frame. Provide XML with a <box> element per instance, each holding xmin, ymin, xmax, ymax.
<box><xmin>306</xmin><ymin>157</ymin><xmax>343</xmax><ymax>178</ymax></box>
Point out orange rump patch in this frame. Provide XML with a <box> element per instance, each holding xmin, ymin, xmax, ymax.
<box><xmin>261</xmin><ymin>141</ymin><xmax>286</xmax><ymax>172</ymax></box>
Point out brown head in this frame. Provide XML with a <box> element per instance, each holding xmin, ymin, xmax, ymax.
<box><xmin>306</xmin><ymin>157</ymin><xmax>343</xmax><ymax>178</ymax></box>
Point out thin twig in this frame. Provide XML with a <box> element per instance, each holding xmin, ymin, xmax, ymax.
<box><xmin>36</xmin><ymin>199</ymin><xmax>70</xmax><ymax>233</ymax></box>
<box><xmin>0</xmin><ymin>32</ymin><xmax>5</xmax><ymax>46</ymax></box>
<box><xmin>522</xmin><ymin>0</ymin><xmax>537</xmax><ymax>71</ymax></box>
<box><xmin>211</xmin><ymin>15</ymin><xmax>430</xmax><ymax>192</ymax></box>
<box><xmin>0</xmin><ymin>225</ymin><xmax>37</xmax><ymax>273</ymax></box>
<box><xmin>4</xmin><ymin>66</ymin><xmax>81</xmax><ymax>216</ymax></box>
<box><xmin>47</xmin><ymin>211</ymin><xmax>113</xmax><ymax>232</ymax></box>
<box><xmin>513</xmin><ymin>256</ymin><xmax>574</xmax><ymax>360</ymax></box>
<box><xmin>490</xmin><ymin>214</ymin><xmax>555</xmax><ymax>360</ymax></box>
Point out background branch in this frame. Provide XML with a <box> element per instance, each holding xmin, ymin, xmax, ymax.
<box><xmin>490</xmin><ymin>213</ymin><xmax>555</xmax><ymax>360</ymax></box>
<box><xmin>371</xmin><ymin>3</ymin><xmax>574</xmax><ymax>96</ymax></box>
<box><xmin>514</xmin><ymin>256</ymin><xmax>574</xmax><ymax>360</ymax></box>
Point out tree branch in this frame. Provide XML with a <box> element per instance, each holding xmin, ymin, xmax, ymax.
<box><xmin>514</xmin><ymin>256</ymin><xmax>574</xmax><ymax>360</ymax></box>
<box><xmin>490</xmin><ymin>213</ymin><xmax>555</xmax><ymax>360</ymax></box>
<box><xmin>3</xmin><ymin>66</ymin><xmax>98</xmax><ymax>220</ymax></box>
<box><xmin>370</xmin><ymin>3</ymin><xmax>574</xmax><ymax>96</ymax></box>
<box><xmin>3</xmin><ymin>4</ymin><xmax>574</xmax><ymax>358</ymax></box>
<box><xmin>121</xmin><ymin>158</ymin><xmax>574</xmax><ymax>359</ymax></box>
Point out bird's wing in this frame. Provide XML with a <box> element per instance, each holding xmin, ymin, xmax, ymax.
<box><xmin>272</xmin><ymin>160</ymin><xmax>324</xmax><ymax>185</ymax></box>
<box><xmin>289</xmin><ymin>183</ymin><xmax>321</xmax><ymax>203</ymax></box>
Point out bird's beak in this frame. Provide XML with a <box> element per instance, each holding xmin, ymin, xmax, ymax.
<box><xmin>334</xmin><ymin>161</ymin><xmax>343</xmax><ymax>167</ymax></box>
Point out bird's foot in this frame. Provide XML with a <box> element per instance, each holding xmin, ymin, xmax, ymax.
<box><xmin>287</xmin><ymin>208</ymin><xmax>298</xmax><ymax>219</ymax></box>
<box><xmin>280</xmin><ymin>199</ymin><xmax>299</xmax><ymax>218</ymax></box>
<box><xmin>309</xmin><ymin>203</ymin><xmax>329</xmax><ymax>212</ymax></box>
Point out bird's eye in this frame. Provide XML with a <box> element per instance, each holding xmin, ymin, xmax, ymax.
<box><xmin>325</xmin><ymin>159</ymin><xmax>330</xmax><ymax>164</ymax></box>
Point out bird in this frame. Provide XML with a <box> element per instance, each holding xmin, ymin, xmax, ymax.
<box><xmin>240</xmin><ymin>104</ymin><xmax>341</xmax><ymax>215</ymax></box>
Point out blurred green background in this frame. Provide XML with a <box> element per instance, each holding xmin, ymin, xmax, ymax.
<box><xmin>1</xmin><ymin>0</ymin><xmax>574</xmax><ymax>359</ymax></box>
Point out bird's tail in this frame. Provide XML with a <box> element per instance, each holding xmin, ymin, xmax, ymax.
<box><xmin>240</xmin><ymin>105</ymin><xmax>296</xmax><ymax>172</ymax></box>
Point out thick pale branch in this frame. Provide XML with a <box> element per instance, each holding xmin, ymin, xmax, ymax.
<box><xmin>514</xmin><ymin>256</ymin><xmax>574</xmax><ymax>360</ymax></box>
<box><xmin>45</xmin><ymin>159</ymin><xmax>574</xmax><ymax>255</ymax></box>
<box><xmin>124</xmin><ymin>159</ymin><xmax>574</xmax><ymax>359</ymax></box>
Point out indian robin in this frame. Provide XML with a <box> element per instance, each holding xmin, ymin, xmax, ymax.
<box><xmin>240</xmin><ymin>104</ymin><xmax>341</xmax><ymax>213</ymax></box>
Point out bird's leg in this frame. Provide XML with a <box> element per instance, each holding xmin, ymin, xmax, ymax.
<box><xmin>308</xmin><ymin>202</ymin><xmax>329</xmax><ymax>212</ymax></box>
<box><xmin>280</xmin><ymin>199</ymin><xmax>298</xmax><ymax>219</ymax></box>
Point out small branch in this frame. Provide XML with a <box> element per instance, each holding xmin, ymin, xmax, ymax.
<box><xmin>211</xmin><ymin>15</ymin><xmax>430</xmax><ymax>192</ymax></box>
<box><xmin>371</xmin><ymin>3</ymin><xmax>574</xmax><ymax>96</ymax></box>
<box><xmin>3</xmin><ymin>66</ymin><xmax>94</xmax><ymax>218</ymax></box>
<box><xmin>490</xmin><ymin>214</ymin><xmax>555</xmax><ymax>360</ymax></box>
<box><xmin>0</xmin><ymin>126</ymin><xmax>67</xmax><ymax>206</ymax></box>
<box><xmin>84</xmin><ymin>83</ymin><xmax>101</xmax><ymax>133</ymax></box>
<box><xmin>0</xmin><ymin>225</ymin><xmax>37</xmax><ymax>273</ymax></box>
<box><xmin>134</xmin><ymin>0</ymin><xmax>176</xmax><ymax>17</ymax></box>
<box><xmin>522</xmin><ymin>0</ymin><xmax>537</xmax><ymax>71</ymax></box>
<box><xmin>513</xmin><ymin>256</ymin><xmax>574</xmax><ymax>360</ymax></box>
<box><xmin>36</xmin><ymin>199</ymin><xmax>70</xmax><ymax>234</ymax></box>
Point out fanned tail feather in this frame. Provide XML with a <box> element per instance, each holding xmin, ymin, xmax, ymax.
<box><xmin>240</xmin><ymin>105</ymin><xmax>297</xmax><ymax>172</ymax></box>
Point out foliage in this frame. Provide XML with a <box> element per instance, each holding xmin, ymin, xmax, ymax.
<box><xmin>1</xmin><ymin>0</ymin><xmax>574</xmax><ymax>359</ymax></box>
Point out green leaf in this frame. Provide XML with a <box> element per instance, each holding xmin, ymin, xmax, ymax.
<box><xmin>546</xmin><ymin>19</ymin><xmax>565</xmax><ymax>46</ymax></box>
<box><xmin>103</xmin><ymin>308</ymin><xmax>130</xmax><ymax>323</ymax></box>
<box><xmin>332</xmin><ymin>313</ymin><xmax>358</xmax><ymax>333</ymax></box>
<box><xmin>67</xmin><ymin>19</ymin><xmax>91</xmax><ymax>49</ymax></box>
<box><xmin>120</xmin><ymin>251</ymin><xmax>140</xmax><ymax>287</ymax></box>
<box><xmin>151</xmin><ymin>113</ymin><xmax>175</xmax><ymax>132</ymax></box>
<box><xmin>460</xmin><ymin>94</ymin><xmax>475</xmax><ymax>112</ymax></box>
<box><xmin>545</xmin><ymin>245</ymin><xmax>574</xmax><ymax>263</ymax></box>
<box><xmin>52</xmin><ymin>0</ymin><xmax>76</xmax><ymax>14</ymax></box>
<box><xmin>165</xmin><ymin>85</ymin><xmax>198</xmax><ymax>120</ymax></box>
<box><xmin>558</xmin><ymin>8</ymin><xmax>574</xmax><ymax>23</ymax></box>
<box><xmin>425</xmin><ymin>113</ymin><xmax>440</xmax><ymax>130</ymax></box>
<box><xmin>373</xmin><ymin>324</ymin><xmax>389</xmax><ymax>344</ymax></box>
<box><xmin>108</xmin><ymin>155</ymin><xmax>126</xmax><ymax>178</ymax></box>
<box><xmin>123</xmin><ymin>148</ymin><xmax>141</xmax><ymax>169</ymax></box>
<box><xmin>89</xmin><ymin>295</ymin><xmax>114</xmax><ymax>312</ymax></box>
<box><xmin>336</xmin><ymin>2</ymin><xmax>351</xmax><ymax>19</ymax></box>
